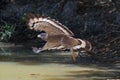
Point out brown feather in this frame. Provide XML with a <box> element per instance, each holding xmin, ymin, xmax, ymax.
<box><xmin>26</xmin><ymin>14</ymin><xmax>94</xmax><ymax>61</ymax></box>
<box><xmin>26</xmin><ymin>14</ymin><xmax>74</xmax><ymax>36</ymax></box>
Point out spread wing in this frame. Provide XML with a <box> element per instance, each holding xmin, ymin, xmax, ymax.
<box><xmin>26</xmin><ymin>14</ymin><xmax>74</xmax><ymax>36</ymax></box>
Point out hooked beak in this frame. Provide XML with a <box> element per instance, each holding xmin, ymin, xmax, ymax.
<box><xmin>37</xmin><ymin>34</ymin><xmax>41</xmax><ymax>38</ymax></box>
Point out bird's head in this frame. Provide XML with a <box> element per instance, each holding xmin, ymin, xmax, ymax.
<box><xmin>37</xmin><ymin>33</ymin><xmax>48</xmax><ymax>41</ymax></box>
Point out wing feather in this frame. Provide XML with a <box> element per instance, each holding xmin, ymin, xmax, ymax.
<box><xmin>26</xmin><ymin>14</ymin><xmax>74</xmax><ymax>36</ymax></box>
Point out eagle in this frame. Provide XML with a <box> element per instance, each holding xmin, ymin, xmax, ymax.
<box><xmin>26</xmin><ymin>14</ymin><xmax>94</xmax><ymax>61</ymax></box>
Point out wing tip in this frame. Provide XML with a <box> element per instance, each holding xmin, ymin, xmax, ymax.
<box><xmin>26</xmin><ymin>13</ymin><xmax>48</xmax><ymax>27</ymax></box>
<box><xmin>26</xmin><ymin>13</ymin><xmax>74</xmax><ymax>36</ymax></box>
<box><xmin>26</xmin><ymin>13</ymin><xmax>40</xmax><ymax>27</ymax></box>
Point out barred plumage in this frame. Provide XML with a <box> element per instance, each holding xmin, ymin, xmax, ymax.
<box><xmin>26</xmin><ymin>14</ymin><xmax>94</xmax><ymax>61</ymax></box>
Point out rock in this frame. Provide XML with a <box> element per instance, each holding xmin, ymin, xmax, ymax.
<box><xmin>61</xmin><ymin>1</ymin><xmax>77</xmax><ymax>21</ymax></box>
<box><xmin>116</xmin><ymin>12</ymin><xmax>120</xmax><ymax>25</ymax></box>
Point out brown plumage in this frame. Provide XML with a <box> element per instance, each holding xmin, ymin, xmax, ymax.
<box><xmin>26</xmin><ymin>14</ymin><xmax>94</xmax><ymax>61</ymax></box>
<box><xmin>26</xmin><ymin>14</ymin><xmax>74</xmax><ymax>36</ymax></box>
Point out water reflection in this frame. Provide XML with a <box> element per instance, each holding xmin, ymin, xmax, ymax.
<box><xmin>0</xmin><ymin>60</ymin><xmax>119</xmax><ymax>80</ymax></box>
<box><xmin>0</xmin><ymin>45</ymin><xmax>119</xmax><ymax>80</ymax></box>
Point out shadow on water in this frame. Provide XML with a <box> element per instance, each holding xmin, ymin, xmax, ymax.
<box><xmin>0</xmin><ymin>50</ymin><xmax>72</xmax><ymax>64</ymax></box>
<box><xmin>66</xmin><ymin>69</ymin><xmax>120</xmax><ymax>79</ymax></box>
<box><xmin>0</xmin><ymin>43</ymin><xmax>120</xmax><ymax>80</ymax></box>
<box><xmin>46</xmin><ymin>71</ymin><xmax>120</xmax><ymax>80</ymax></box>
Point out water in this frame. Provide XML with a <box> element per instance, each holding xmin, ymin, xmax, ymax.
<box><xmin>0</xmin><ymin>62</ymin><xmax>109</xmax><ymax>80</ymax></box>
<box><xmin>0</xmin><ymin>61</ymin><xmax>119</xmax><ymax>80</ymax></box>
<box><xmin>0</xmin><ymin>42</ymin><xmax>119</xmax><ymax>80</ymax></box>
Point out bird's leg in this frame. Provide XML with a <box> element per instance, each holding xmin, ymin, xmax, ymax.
<box><xmin>32</xmin><ymin>43</ymin><xmax>51</xmax><ymax>53</ymax></box>
<box><xmin>32</xmin><ymin>47</ymin><xmax>42</xmax><ymax>53</ymax></box>
<box><xmin>71</xmin><ymin>49</ymin><xmax>77</xmax><ymax>61</ymax></box>
<box><xmin>78</xmin><ymin>48</ymin><xmax>95</xmax><ymax>56</ymax></box>
<box><xmin>39</xmin><ymin>41</ymin><xmax>62</xmax><ymax>51</ymax></box>
<box><xmin>32</xmin><ymin>41</ymin><xmax>54</xmax><ymax>53</ymax></box>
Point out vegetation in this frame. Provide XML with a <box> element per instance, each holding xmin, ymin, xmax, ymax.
<box><xmin>0</xmin><ymin>0</ymin><xmax>120</xmax><ymax>63</ymax></box>
<box><xmin>0</xmin><ymin>24</ymin><xmax>15</xmax><ymax>42</ymax></box>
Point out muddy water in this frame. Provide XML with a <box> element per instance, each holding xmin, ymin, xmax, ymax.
<box><xmin>0</xmin><ymin>42</ymin><xmax>119</xmax><ymax>80</ymax></box>
<box><xmin>0</xmin><ymin>61</ymin><xmax>119</xmax><ymax>80</ymax></box>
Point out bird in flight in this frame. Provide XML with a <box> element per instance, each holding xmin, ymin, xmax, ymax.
<box><xmin>26</xmin><ymin>14</ymin><xmax>94</xmax><ymax>61</ymax></box>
